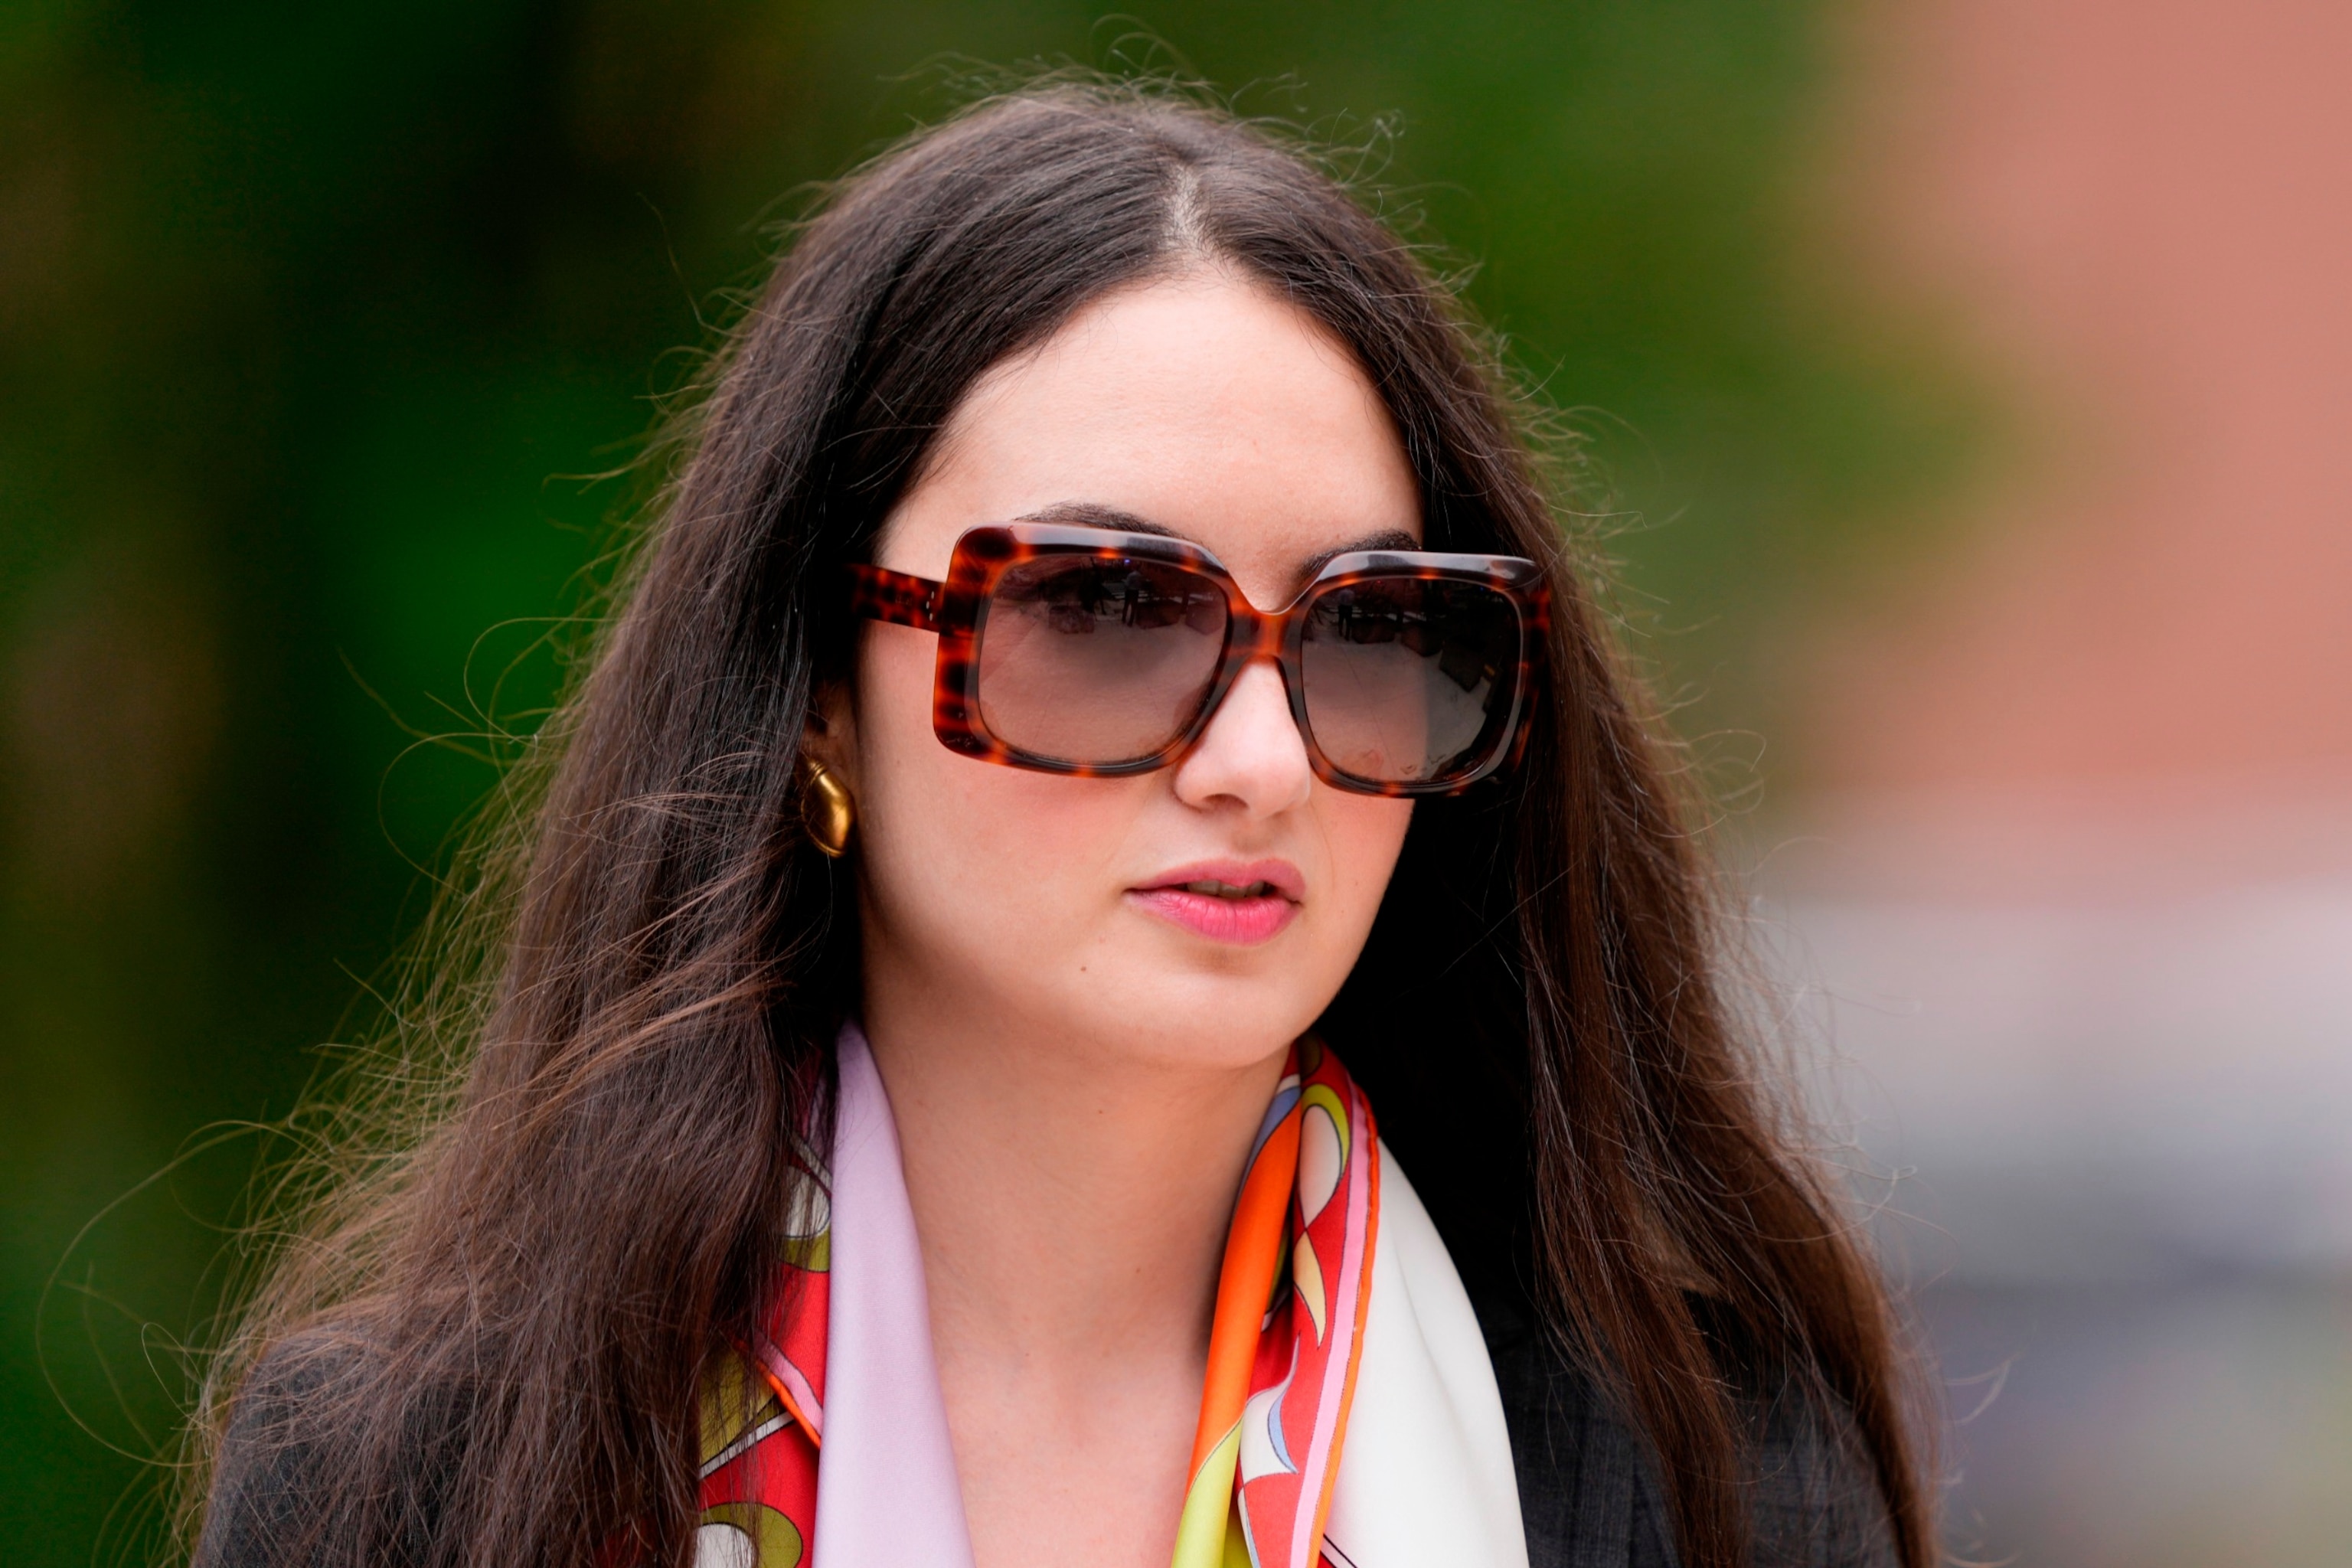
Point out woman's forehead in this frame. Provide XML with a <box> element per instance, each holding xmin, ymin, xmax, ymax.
<box><xmin>877</xmin><ymin>273</ymin><xmax>1422</xmax><ymax>601</ymax></box>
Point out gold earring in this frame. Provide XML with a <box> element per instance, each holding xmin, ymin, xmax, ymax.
<box><xmin>799</xmin><ymin>759</ymin><xmax>854</xmax><ymax>858</ymax></box>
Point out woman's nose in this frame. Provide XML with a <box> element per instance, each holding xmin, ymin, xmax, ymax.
<box><xmin>1171</xmin><ymin>660</ymin><xmax>1315</xmax><ymax>818</ymax></box>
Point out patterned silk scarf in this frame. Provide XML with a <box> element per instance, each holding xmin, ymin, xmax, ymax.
<box><xmin>691</xmin><ymin>1031</ymin><xmax>1379</xmax><ymax>1568</ymax></box>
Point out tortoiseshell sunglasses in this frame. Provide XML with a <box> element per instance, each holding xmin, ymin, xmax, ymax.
<box><xmin>849</xmin><ymin>524</ymin><xmax>1549</xmax><ymax>796</ymax></box>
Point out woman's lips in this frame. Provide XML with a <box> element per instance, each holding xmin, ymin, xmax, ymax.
<box><xmin>1128</xmin><ymin>859</ymin><xmax>1304</xmax><ymax>946</ymax></box>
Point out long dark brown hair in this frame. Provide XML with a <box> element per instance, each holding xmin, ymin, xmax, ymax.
<box><xmin>190</xmin><ymin>82</ymin><xmax>1931</xmax><ymax>1568</ymax></box>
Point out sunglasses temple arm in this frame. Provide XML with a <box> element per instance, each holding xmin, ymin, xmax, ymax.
<box><xmin>846</xmin><ymin>564</ymin><xmax>942</xmax><ymax>632</ymax></box>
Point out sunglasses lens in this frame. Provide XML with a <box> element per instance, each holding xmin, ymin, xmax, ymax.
<box><xmin>1301</xmin><ymin>577</ymin><xmax>1523</xmax><ymax>786</ymax></box>
<box><xmin>975</xmin><ymin>556</ymin><xmax>1230</xmax><ymax>765</ymax></box>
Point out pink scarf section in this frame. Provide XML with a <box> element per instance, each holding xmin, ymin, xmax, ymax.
<box><xmin>689</xmin><ymin>1024</ymin><xmax>1526</xmax><ymax>1568</ymax></box>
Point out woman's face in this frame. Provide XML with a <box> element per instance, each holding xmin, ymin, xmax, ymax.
<box><xmin>823</xmin><ymin>270</ymin><xmax>1420</xmax><ymax>1074</ymax></box>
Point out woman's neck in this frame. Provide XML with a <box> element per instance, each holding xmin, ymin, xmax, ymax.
<box><xmin>859</xmin><ymin>994</ymin><xmax>1287</xmax><ymax>1566</ymax></box>
<box><xmin>862</xmin><ymin>1001</ymin><xmax>1285</xmax><ymax>1383</ymax></box>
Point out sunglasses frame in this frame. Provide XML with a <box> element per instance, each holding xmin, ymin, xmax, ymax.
<box><xmin>848</xmin><ymin>523</ymin><xmax>1550</xmax><ymax>797</ymax></box>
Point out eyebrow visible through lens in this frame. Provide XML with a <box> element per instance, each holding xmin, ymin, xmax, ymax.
<box><xmin>1014</xmin><ymin>501</ymin><xmax>1423</xmax><ymax>593</ymax></box>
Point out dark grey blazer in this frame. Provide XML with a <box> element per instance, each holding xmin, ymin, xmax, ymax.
<box><xmin>1475</xmin><ymin>1290</ymin><xmax>1896</xmax><ymax>1568</ymax></box>
<box><xmin>198</xmin><ymin>1293</ymin><xmax>1896</xmax><ymax>1568</ymax></box>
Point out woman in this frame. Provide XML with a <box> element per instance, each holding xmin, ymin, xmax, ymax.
<box><xmin>193</xmin><ymin>85</ymin><xmax>1930</xmax><ymax>1568</ymax></box>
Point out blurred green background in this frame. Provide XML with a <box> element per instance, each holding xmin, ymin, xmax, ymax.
<box><xmin>0</xmin><ymin>2</ymin><xmax>1971</xmax><ymax>1560</ymax></box>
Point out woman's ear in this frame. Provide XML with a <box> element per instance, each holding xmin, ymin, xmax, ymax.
<box><xmin>801</xmin><ymin>678</ymin><xmax>858</xmax><ymax>789</ymax></box>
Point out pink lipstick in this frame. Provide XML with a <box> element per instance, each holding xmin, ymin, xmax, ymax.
<box><xmin>1129</xmin><ymin>858</ymin><xmax>1303</xmax><ymax>946</ymax></box>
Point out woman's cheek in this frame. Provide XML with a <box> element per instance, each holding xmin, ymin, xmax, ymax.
<box><xmin>860</xmin><ymin>718</ymin><xmax>1122</xmax><ymax>977</ymax></box>
<box><xmin>937</xmin><ymin>769</ymin><xmax>1105</xmax><ymax>931</ymax></box>
<box><xmin>1319</xmin><ymin>792</ymin><xmax>1413</xmax><ymax>945</ymax></box>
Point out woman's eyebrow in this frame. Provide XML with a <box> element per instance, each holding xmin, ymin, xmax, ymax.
<box><xmin>1296</xmin><ymin>529</ymin><xmax>1421</xmax><ymax>580</ymax></box>
<box><xmin>1014</xmin><ymin>501</ymin><xmax>1180</xmax><ymax>537</ymax></box>
<box><xmin>1014</xmin><ymin>504</ymin><xmax>1426</xmax><ymax>586</ymax></box>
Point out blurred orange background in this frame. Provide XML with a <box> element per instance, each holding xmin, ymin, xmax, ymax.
<box><xmin>1777</xmin><ymin>3</ymin><xmax>2352</xmax><ymax>1560</ymax></box>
